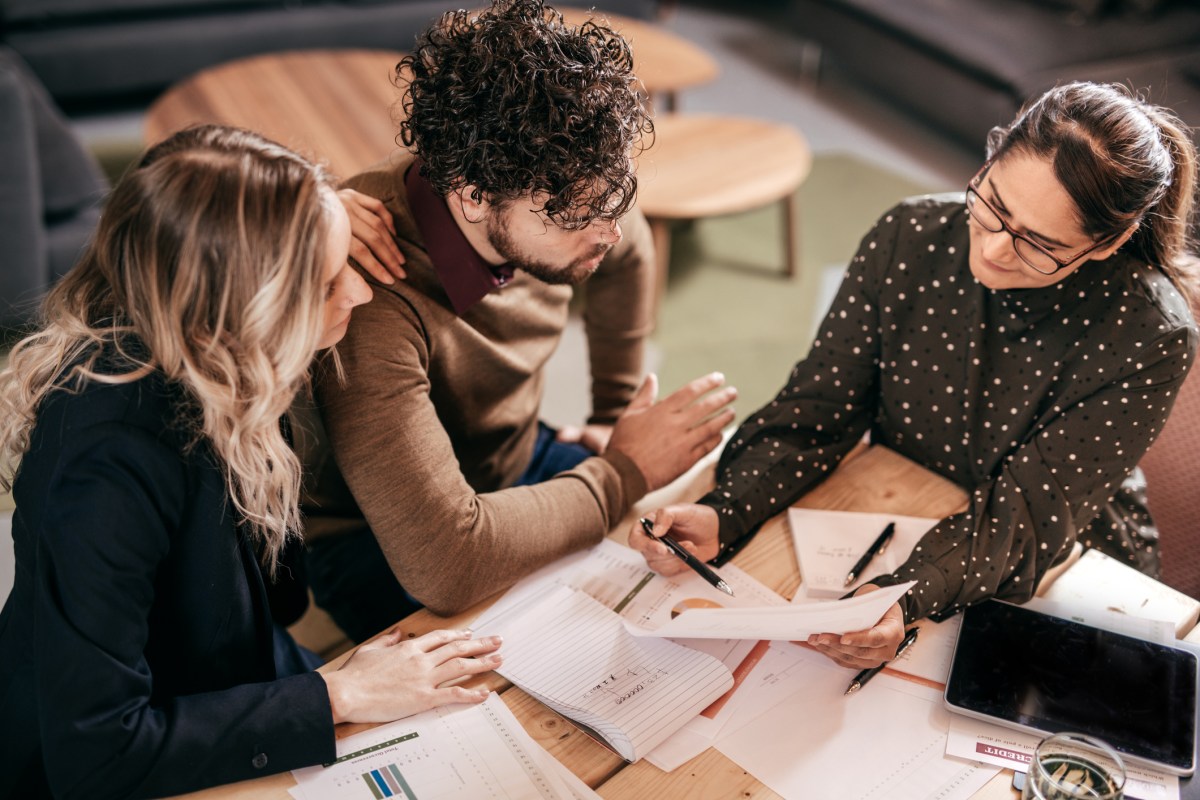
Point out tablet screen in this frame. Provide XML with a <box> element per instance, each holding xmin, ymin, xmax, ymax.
<box><xmin>944</xmin><ymin>600</ymin><xmax>1198</xmax><ymax>774</ymax></box>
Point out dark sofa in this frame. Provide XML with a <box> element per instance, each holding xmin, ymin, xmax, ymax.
<box><xmin>0</xmin><ymin>0</ymin><xmax>656</xmax><ymax>109</ymax></box>
<box><xmin>787</xmin><ymin>0</ymin><xmax>1200</xmax><ymax>150</ymax></box>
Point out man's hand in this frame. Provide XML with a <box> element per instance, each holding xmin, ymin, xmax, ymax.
<box><xmin>338</xmin><ymin>188</ymin><xmax>406</xmax><ymax>284</ymax></box>
<box><xmin>556</xmin><ymin>423</ymin><xmax>613</xmax><ymax>454</ymax></box>
<box><xmin>805</xmin><ymin>584</ymin><xmax>906</xmax><ymax>669</ymax></box>
<box><xmin>628</xmin><ymin>504</ymin><xmax>720</xmax><ymax>575</ymax></box>
<box><xmin>607</xmin><ymin>372</ymin><xmax>736</xmax><ymax>491</ymax></box>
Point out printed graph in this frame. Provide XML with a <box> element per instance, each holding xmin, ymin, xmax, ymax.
<box><xmin>359</xmin><ymin>763</ymin><xmax>416</xmax><ymax>799</ymax></box>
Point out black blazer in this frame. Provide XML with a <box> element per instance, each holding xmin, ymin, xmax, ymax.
<box><xmin>0</xmin><ymin>368</ymin><xmax>336</xmax><ymax>799</ymax></box>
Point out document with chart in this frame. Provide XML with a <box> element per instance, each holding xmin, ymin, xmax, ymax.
<box><xmin>288</xmin><ymin>693</ymin><xmax>595</xmax><ymax>800</ymax></box>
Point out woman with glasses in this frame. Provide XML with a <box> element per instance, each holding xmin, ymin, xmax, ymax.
<box><xmin>0</xmin><ymin>125</ymin><xmax>502</xmax><ymax>799</ymax></box>
<box><xmin>632</xmin><ymin>81</ymin><xmax>1198</xmax><ymax>668</ymax></box>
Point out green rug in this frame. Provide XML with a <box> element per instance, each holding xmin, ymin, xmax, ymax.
<box><xmin>654</xmin><ymin>152</ymin><xmax>944</xmax><ymax>417</ymax></box>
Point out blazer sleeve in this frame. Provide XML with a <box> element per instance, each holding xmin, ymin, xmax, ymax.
<box><xmin>32</xmin><ymin>422</ymin><xmax>335</xmax><ymax>800</ymax></box>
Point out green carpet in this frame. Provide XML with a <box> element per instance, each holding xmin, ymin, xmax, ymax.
<box><xmin>654</xmin><ymin>152</ymin><xmax>943</xmax><ymax>417</ymax></box>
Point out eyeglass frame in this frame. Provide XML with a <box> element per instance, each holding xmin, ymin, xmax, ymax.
<box><xmin>965</xmin><ymin>162</ymin><xmax>1118</xmax><ymax>276</ymax></box>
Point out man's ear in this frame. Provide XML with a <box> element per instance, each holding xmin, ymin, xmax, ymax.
<box><xmin>1095</xmin><ymin>222</ymin><xmax>1139</xmax><ymax>260</ymax></box>
<box><xmin>451</xmin><ymin>184</ymin><xmax>489</xmax><ymax>224</ymax></box>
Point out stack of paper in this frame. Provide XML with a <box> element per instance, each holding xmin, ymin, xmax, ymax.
<box><xmin>1035</xmin><ymin>548</ymin><xmax>1200</xmax><ymax>637</ymax></box>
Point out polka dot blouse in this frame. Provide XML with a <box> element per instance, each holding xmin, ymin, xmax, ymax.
<box><xmin>700</xmin><ymin>195</ymin><xmax>1198</xmax><ymax>622</ymax></box>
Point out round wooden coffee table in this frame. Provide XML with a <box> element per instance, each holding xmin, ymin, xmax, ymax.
<box><xmin>144</xmin><ymin>49</ymin><xmax>406</xmax><ymax>179</ymax></box>
<box><xmin>560</xmin><ymin>7</ymin><xmax>718</xmax><ymax>112</ymax></box>
<box><xmin>636</xmin><ymin>113</ymin><xmax>812</xmax><ymax>293</ymax></box>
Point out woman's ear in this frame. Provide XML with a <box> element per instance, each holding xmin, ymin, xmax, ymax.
<box><xmin>1094</xmin><ymin>222</ymin><xmax>1139</xmax><ymax>260</ymax></box>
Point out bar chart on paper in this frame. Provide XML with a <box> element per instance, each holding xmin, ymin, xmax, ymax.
<box><xmin>289</xmin><ymin>695</ymin><xmax>585</xmax><ymax>800</ymax></box>
<box><xmin>356</xmin><ymin>763</ymin><xmax>417</xmax><ymax>799</ymax></box>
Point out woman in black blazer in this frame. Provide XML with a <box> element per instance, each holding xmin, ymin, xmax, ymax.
<box><xmin>0</xmin><ymin>125</ymin><xmax>503</xmax><ymax>800</ymax></box>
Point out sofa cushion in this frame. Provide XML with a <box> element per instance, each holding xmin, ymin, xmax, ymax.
<box><xmin>1</xmin><ymin>0</ymin><xmax>289</xmax><ymax>26</ymax></box>
<box><xmin>820</xmin><ymin>0</ymin><xmax>1200</xmax><ymax>88</ymax></box>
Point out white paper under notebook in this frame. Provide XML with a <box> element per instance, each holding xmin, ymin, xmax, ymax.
<box><xmin>715</xmin><ymin>651</ymin><xmax>1000</xmax><ymax>800</ymax></box>
<box><xmin>473</xmin><ymin>583</ymin><xmax>734</xmax><ymax>762</ymax></box>
<box><xmin>1035</xmin><ymin>548</ymin><xmax>1200</xmax><ymax>637</ymax></box>
<box><xmin>289</xmin><ymin>693</ymin><xmax>595</xmax><ymax>800</ymax></box>
<box><xmin>788</xmin><ymin>508</ymin><xmax>939</xmax><ymax>598</ymax></box>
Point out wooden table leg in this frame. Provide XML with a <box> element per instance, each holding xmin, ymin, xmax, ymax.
<box><xmin>649</xmin><ymin>217</ymin><xmax>672</xmax><ymax>326</ymax></box>
<box><xmin>783</xmin><ymin>191</ymin><xmax>800</xmax><ymax>279</ymax></box>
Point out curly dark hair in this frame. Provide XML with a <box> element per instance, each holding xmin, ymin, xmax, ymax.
<box><xmin>396</xmin><ymin>0</ymin><xmax>652</xmax><ymax>229</ymax></box>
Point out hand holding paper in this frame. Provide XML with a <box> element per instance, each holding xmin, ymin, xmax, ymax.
<box><xmin>806</xmin><ymin>583</ymin><xmax>909</xmax><ymax>670</ymax></box>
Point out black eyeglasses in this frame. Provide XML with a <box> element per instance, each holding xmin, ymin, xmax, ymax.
<box><xmin>965</xmin><ymin>165</ymin><xmax>1115</xmax><ymax>276</ymax></box>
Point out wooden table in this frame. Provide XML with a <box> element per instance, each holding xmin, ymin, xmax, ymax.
<box><xmin>144</xmin><ymin>49</ymin><xmax>406</xmax><ymax>179</ymax></box>
<box><xmin>560</xmin><ymin>7</ymin><xmax>719</xmax><ymax>112</ymax></box>
<box><xmin>167</xmin><ymin>445</ymin><xmax>1025</xmax><ymax>800</ymax></box>
<box><xmin>141</xmin><ymin>9</ymin><xmax>719</xmax><ymax>176</ymax></box>
<box><xmin>636</xmin><ymin>113</ymin><xmax>813</xmax><ymax>300</ymax></box>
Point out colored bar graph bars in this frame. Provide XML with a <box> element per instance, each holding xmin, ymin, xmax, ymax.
<box><xmin>359</xmin><ymin>764</ymin><xmax>416</xmax><ymax>799</ymax></box>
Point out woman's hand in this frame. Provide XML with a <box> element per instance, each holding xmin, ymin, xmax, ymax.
<box><xmin>322</xmin><ymin>628</ymin><xmax>502</xmax><ymax>723</ymax></box>
<box><xmin>804</xmin><ymin>584</ymin><xmax>906</xmax><ymax>669</ymax></box>
<box><xmin>629</xmin><ymin>504</ymin><xmax>720</xmax><ymax>576</ymax></box>
<box><xmin>337</xmin><ymin>188</ymin><xmax>406</xmax><ymax>284</ymax></box>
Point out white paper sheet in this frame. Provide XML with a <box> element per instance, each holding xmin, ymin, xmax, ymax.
<box><xmin>715</xmin><ymin>665</ymin><xmax>999</xmax><ymax>800</ymax></box>
<box><xmin>787</xmin><ymin>508</ymin><xmax>939</xmax><ymax>598</ymax></box>
<box><xmin>1021</xmin><ymin>596</ymin><xmax>1177</xmax><ymax>643</ymax></box>
<box><xmin>625</xmin><ymin>580</ymin><xmax>914</xmax><ymax>640</ymax></box>
<box><xmin>289</xmin><ymin>693</ymin><xmax>592</xmax><ymax>800</ymax></box>
<box><xmin>944</xmin><ymin>713</ymin><xmax>1179</xmax><ymax>800</ymax></box>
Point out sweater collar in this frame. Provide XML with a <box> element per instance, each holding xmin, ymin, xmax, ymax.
<box><xmin>404</xmin><ymin>160</ymin><xmax>514</xmax><ymax>315</ymax></box>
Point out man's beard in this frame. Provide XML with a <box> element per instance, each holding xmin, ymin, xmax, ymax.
<box><xmin>486</xmin><ymin>215</ymin><xmax>610</xmax><ymax>286</ymax></box>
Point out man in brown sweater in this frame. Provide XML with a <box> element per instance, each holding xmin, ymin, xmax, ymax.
<box><xmin>301</xmin><ymin>0</ymin><xmax>736</xmax><ymax>641</ymax></box>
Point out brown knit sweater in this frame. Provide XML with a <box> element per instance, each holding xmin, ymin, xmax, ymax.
<box><xmin>300</xmin><ymin>150</ymin><xmax>655</xmax><ymax>615</ymax></box>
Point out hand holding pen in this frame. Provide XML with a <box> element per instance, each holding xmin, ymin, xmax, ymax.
<box><xmin>844</xmin><ymin>521</ymin><xmax>895</xmax><ymax>587</ymax></box>
<box><xmin>844</xmin><ymin>626</ymin><xmax>920</xmax><ymax>694</ymax></box>
<box><xmin>638</xmin><ymin>516</ymin><xmax>735</xmax><ymax>597</ymax></box>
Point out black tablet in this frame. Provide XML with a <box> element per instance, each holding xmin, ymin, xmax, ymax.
<box><xmin>943</xmin><ymin>600</ymin><xmax>1198</xmax><ymax>776</ymax></box>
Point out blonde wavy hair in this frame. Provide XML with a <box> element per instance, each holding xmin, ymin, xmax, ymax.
<box><xmin>0</xmin><ymin>125</ymin><xmax>337</xmax><ymax>571</ymax></box>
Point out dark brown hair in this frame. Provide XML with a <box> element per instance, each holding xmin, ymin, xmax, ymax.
<box><xmin>396</xmin><ymin>0</ymin><xmax>652</xmax><ymax>229</ymax></box>
<box><xmin>987</xmin><ymin>81</ymin><xmax>1198</xmax><ymax>302</ymax></box>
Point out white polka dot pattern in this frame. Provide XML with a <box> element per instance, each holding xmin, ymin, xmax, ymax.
<box><xmin>700</xmin><ymin>195</ymin><xmax>1199</xmax><ymax>621</ymax></box>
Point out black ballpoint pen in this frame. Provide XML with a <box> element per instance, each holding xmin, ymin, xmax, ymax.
<box><xmin>844</xmin><ymin>626</ymin><xmax>920</xmax><ymax>695</ymax></box>
<box><xmin>639</xmin><ymin>517</ymin><xmax>735</xmax><ymax>597</ymax></box>
<box><xmin>843</xmin><ymin>521</ymin><xmax>895</xmax><ymax>587</ymax></box>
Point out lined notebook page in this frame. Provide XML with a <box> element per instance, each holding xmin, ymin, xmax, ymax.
<box><xmin>481</xmin><ymin>584</ymin><xmax>734</xmax><ymax>762</ymax></box>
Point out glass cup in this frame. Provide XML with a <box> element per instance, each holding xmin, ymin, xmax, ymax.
<box><xmin>1022</xmin><ymin>733</ymin><xmax>1127</xmax><ymax>800</ymax></box>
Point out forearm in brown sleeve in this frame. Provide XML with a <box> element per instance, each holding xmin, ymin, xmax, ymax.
<box><xmin>582</xmin><ymin>207</ymin><xmax>656</xmax><ymax>424</ymax></box>
<box><xmin>316</xmin><ymin>302</ymin><xmax>644</xmax><ymax>616</ymax></box>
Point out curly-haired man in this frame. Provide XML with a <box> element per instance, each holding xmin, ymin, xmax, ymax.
<box><xmin>300</xmin><ymin>0</ymin><xmax>736</xmax><ymax>641</ymax></box>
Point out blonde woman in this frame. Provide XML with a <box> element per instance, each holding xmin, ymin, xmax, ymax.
<box><xmin>0</xmin><ymin>125</ymin><xmax>502</xmax><ymax>800</ymax></box>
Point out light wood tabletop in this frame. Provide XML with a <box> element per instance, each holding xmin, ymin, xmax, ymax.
<box><xmin>144</xmin><ymin>49</ymin><xmax>406</xmax><ymax>180</ymax></box>
<box><xmin>164</xmin><ymin>445</ymin><xmax>1025</xmax><ymax>800</ymax></box>
<box><xmin>636</xmin><ymin>112</ymin><xmax>813</xmax><ymax>290</ymax></box>
<box><xmin>559</xmin><ymin>7</ymin><xmax>719</xmax><ymax>112</ymax></box>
